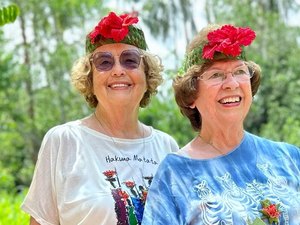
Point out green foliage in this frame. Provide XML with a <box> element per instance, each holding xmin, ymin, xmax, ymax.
<box><xmin>1</xmin><ymin>0</ymin><xmax>300</xmax><ymax>198</ymax></box>
<box><xmin>0</xmin><ymin>44</ymin><xmax>34</xmax><ymax>190</ymax></box>
<box><xmin>0</xmin><ymin>0</ymin><xmax>97</xmax><ymax>193</ymax></box>
<box><xmin>4</xmin><ymin>0</ymin><xmax>300</xmax><ymax>218</ymax></box>
<box><xmin>0</xmin><ymin>4</ymin><xmax>19</xmax><ymax>26</ymax></box>
<box><xmin>140</xmin><ymin>88</ymin><xmax>195</xmax><ymax>147</ymax></box>
<box><xmin>0</xmin><ymin>167</ymin><xmax>15</xmax><ymax>191</ymax></box>
<box><xmin>0</xmin><ymin>191</ymin><xmax>30</xmax><ymax>224</ymax></box>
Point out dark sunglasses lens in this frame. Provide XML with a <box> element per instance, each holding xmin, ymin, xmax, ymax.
<box><xmin>93</xmin><ymin>52</ymin><xmax>114</xmax><ymax>71</ymax></box>
<box><xmin>120</xmin><ymin>50</ymin><xmax>141</xmax><ymax>70</ymax></box>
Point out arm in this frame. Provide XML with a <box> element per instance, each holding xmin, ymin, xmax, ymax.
<box><xmin>30</xmin><ymin>217</ymin><xmax>41</xmax><ymax>225</ymax></box>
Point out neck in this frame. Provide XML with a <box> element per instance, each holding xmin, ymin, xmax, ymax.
<box><xmin>201</xmin><ymin>119</ymin><xmax>244</xmax><ymax>147</ymax></box>
<box><xmin>94</xmin><ymin>110</ymin><xmax>143</xmax><ymax>139</ymax></box>
<box><xmin>198</xmin><ymin>129</ymin><xmax>244</xmax><ymax>154</ymax></box>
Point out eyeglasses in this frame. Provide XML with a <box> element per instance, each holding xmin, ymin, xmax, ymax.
<box><xmin>90</xmin><ymin>49</ymin><xmax>143</xmax><ymax>72</ymax></box>
<box><xmin>197</xmin><ymin>65</ymin><xmax>254</xmax><ymax>85</ymax></box>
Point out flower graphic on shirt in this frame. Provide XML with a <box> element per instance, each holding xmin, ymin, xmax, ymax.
<box><xmin>143</xmin><ymin>175</ymin><xmax>154</xmax><ymax>186</ymax></box>
<box><xmin>103</xmin><ymin>170</ymin><xmax>116</xmax><ymax>178</ymax></box>
<box><xmin>118</xmin><ymin>189</ymin><xmax>130</xmax><ymax>203</ymax></box>
<box><xmin>124</xmin><ymin>181</ymin><xmax>136</xmax><ymax>188</ymax></box>
<box><xmin>247</xmin><ymin>199</ymin><xmax>281</xmax><ymax>225</ymax></box>
<box><xmin>260</xmin><ymin>199</ymin><xmax>281</xmax><ymax>224</ymax></box>
<box><xmin>102</xmin><ymin>169</ymin><xmax>153</xmax><ymax>225</ymax></box>
<box><xmin>140</xmin><ymin>189</ymin><xmax>148</xmax><ymax>204</ymax></box>
<box><xmin>247</xmin><ymin>217</ymin><xmax>266</xmax><ymax>225</ymax></box>
<box><xmin>103</xmin><ymin>169</ymin><xmax>119</xmax><ymax>188</ymax></box>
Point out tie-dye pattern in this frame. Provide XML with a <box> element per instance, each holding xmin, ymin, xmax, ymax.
<box><xmin>142</xmin><ymin>132</ymin><xmax>300</xmax><ymax>225</ymax></box>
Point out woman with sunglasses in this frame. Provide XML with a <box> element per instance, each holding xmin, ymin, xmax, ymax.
<box><xmin>21</xmin><ymin>11</ymin><xmax>179</xmax><ymax>225</ymax></box>
<box><xmin>142</xmin><ymin>24</ymin><xmax>300</xmax><ymax>224</ymax></box>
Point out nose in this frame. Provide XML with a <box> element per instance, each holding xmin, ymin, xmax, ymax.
<box><xmin>222</xmin><ymin>73</ymin><xmax>239</xmax><ymax>89</ymax></box>
<box><xmin>111</xmin><ymin>60</ymin><xmax>125</xmax><ymax>77</ymax></box>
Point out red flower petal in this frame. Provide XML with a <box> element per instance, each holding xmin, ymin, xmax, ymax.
<box><xmin>121</xmin><ymin>13</ymin><xmax>139</xmax><ymax>26</ymax></box>
<box><xmin>202</xmin><ymin>24</ymin><xmax>256</xmax><ymax>59</ymax></box>
<box><xmin>104</xmin><ymin>12</ymin><xmax>123</xmax><ymax>28</ymax></box>
<box><xmin>208</xmin><ymin>25</ymin><xmax>235</xmax><ymax>45</ymax></box>
<box><xmin>202</xmin><ymin>44</ymin><xmax>218</xmax><ymax>59</ymax></box>
<box><xmin>236</xmin><ymin>27</ymin><xmax>256</xmax><ymax>46</ymax></box>
<box><xmin>88</xmin><ymin>30</ymin><xmax>99</xmax><ymax>44</ymax></box>
<box><xmin>109</xmin><ymin>27</ymin><xmax>128</xmax><ymax>42</ymax></box>
<box><xmin>219</xmin><ymin>43</ymin><xmax>242</xmax><ymax>57</ymax></box>
<box><xmin>88</xmin><ymin>11</ymin><xmax>139</xmax><ymax>44</ymax></box>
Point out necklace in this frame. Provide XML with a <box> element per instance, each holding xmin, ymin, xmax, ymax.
<box><xmin>198</xmin><ymin>134</ymin><xmax>225</xmax><ymax>155</ymax></box>
<box><xmin>93</xmin><ymin>112</ymin><xmax>146</xmax><ymax>184</ymax></box>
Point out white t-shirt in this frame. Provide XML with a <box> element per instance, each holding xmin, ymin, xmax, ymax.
<box><xmin>21</xmin><ymin>120</ymin><xmax>179</xmax><ymax>225</ymax></box>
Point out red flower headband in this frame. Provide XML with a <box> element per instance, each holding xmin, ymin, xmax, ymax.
<box><xmin>178</xmin><ymin>24</ymin><xmax>256</xmax><ymax>75</ymax></box>
<box><xmin>202</xmin><ymin>25</ymin><xmax>256</xmax><ymax>60</ymax></box>
<box><xmin>89</xmin><ymin>12</ymin><xmax>138</xmax><ymax>43</ymax></box>
<box><xmin>86</xmin><ymin>12</ymin><xmax>147</xmax><ymax>53</ymax></box>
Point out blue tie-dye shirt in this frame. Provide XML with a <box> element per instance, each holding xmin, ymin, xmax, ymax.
<box><xmin>142</xmin><ymin>132</ymin><xmax>300</xmax><ymax>225</ymax></box>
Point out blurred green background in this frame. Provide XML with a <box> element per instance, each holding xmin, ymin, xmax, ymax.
<box><xmin>1</xmin><ymin>0</ymin><xmax>300</xmax><ymax>223</ymax></box>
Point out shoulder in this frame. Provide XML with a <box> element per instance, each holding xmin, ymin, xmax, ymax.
<box><xmin>43</xmin><ymin>120</ymin><xmax>82</xmax><ymax>141</ymax></box>
<box><xmin>37</xmin><ymin>120</ymin><xmax>93</xmax><ymax>162</ymax></box>
<box><xmin>151</xmin><ymin>127</ymin><xmax>178</xmax><ymax>143</ymax></box>
<box><xmin>41</xmin><ymin>120</ymin><xmax>82</xmax><ymax>147</ymax></box>
<box><xmin>151</xmin><ymin>127</ymin><xmax>174</xmax><ymax>139</ymax></box>
<box><xmin>246</xmin><ymin>132</ymin><xmax>300</xmax><ymax>155</ymax></box>
<box><xmin>150</xmin><ymin>153</ymin><xmax>192</xmax><ymax>187</ymax></box>
<box><xmin>157</xmin><ymin>153</ymin><xmax>188</xmax><ymax>170</ymax></box>
<box><xmin>146</xmin><ymin>126</ymin><xmax>179</xmax><ymax>152</ymax></box>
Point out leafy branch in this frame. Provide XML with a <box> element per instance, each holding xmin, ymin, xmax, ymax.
<box><xmin>0</xmin><ymin>4</ymin><xmax>20</xmax><ymax>26</ymax></box>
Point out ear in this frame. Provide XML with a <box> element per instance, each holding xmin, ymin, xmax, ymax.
<box><xmin>189</xmin><ymin>102</ymin><xmax>196</xmax><ymax>109</ymax></box>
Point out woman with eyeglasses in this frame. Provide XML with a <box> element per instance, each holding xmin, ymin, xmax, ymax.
<box><xmin>142</xmin><ymin>24</ymin><xmax>300</xmax><ymax>224</ymax></box>
<box><xmin>21</xmin><ymin>11</ymin><xmax>178</xmax><ymax>225</ymax></box>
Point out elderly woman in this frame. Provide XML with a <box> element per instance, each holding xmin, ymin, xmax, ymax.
<box><xmin>142</xmin><ymin>24</ymin><xmax>300</xmax><ymax>224</ymax></box>
<box><xmin>21</xmin><ymin>12</ymin><xmax>178</xmax><ymax>225</ymax></box>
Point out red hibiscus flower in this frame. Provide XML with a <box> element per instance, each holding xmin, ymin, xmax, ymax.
<box><xmin>103</xmin><ymin>170</ymin><xmax>116</xmax><ymax>178</ymax></box>
<box><xmin>202</xmin><ymin>25</ymin><xmax>256</xmax><ymax>60</ymax></box>
<box><xmin>89</xmin><ymin>12</ymin><xmax>139</xmax><ymax>43</ymax></box>
<box><xmin>261</xmin><ymin>204</ymin><xmax>280</xmax><ymax>218</ymax></box>
<box><xmin>118</xmin><ymin>189</ymin><xmax>129</xmax><ymax>202</ymax></box>
<box><xmin>124</xmin><ymin>181</ymin><xmax>135</xmax><ymax>188</ymax></box>
<box><xmin>260</xmin><ymin>199</ymin><xmax>281</xmax><ymax>224</ymax></box>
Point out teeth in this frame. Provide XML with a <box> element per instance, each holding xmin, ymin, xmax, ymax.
<box><xmin>110</xmin><ymin>83</ymin><xmax>129</xmax><ymax>88</ymax></box>
<box><xmin>220</xmin><ymin>97</ymin><xmax>240</xmax><ymax>104</ymax></box>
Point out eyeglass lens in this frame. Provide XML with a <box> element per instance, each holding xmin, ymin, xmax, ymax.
<box><xmin>91</xmin><ymin>50</ymin><xmax>142</xmax><ymax>71</ymax></box>
<box><xmin>199</xmin><ymin>65</ymin><xmax>253</xmax><ymax>85</ymax></box>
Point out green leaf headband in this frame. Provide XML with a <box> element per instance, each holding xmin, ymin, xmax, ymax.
<box><xmin>178</xmin><ymin>24</ymin><xmax>256</xmax><ymax>75</ymax></box>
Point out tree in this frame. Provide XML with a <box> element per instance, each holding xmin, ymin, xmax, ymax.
<box><xmin>1</xmin><ymin>0</ymin><xmax>107</xmax><ymax>190</ymax></box>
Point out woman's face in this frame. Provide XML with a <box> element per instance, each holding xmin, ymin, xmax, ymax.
<box><xmin>91</xmin><ymin>43</ymin><xmax>147</xmax><ymax>110</ymax></box>
<box><xmin>191</xmin><ymin>60</ymin><xmax>253</xmax><ymax>126</ymax></box>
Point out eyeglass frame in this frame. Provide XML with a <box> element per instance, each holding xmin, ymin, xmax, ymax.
<box><xmin>89</xmin><ymin>49</ymin><xmax>144</xmax><ymax>72</ymax></box>
<box><xmin>197</xmin><ymin>65</ymin><xmax>254</xmax><ymax>86</ymax></box>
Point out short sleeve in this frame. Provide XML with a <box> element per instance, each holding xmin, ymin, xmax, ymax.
<box><xmin>21</xmin><ymin>128</ymin><xmax>60</xmax><ymax>225</ymax></box>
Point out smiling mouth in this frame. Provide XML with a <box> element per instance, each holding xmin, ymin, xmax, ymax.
<box><xmin>108</xmin><ymin>83</ymin><xmax>132</xmax><ymax>88</ymax></box>
<box><xmin>219</xmin><ymin>96</ymin><xmax>241</xmax><ymax>104</ymax></box>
